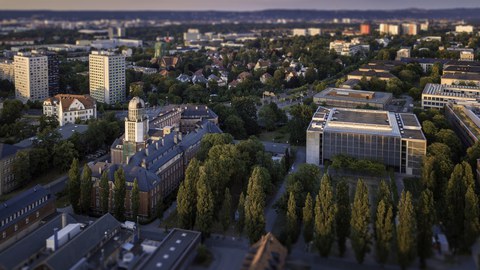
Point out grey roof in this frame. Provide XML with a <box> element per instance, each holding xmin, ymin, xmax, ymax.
<box><xmin>98</xmin><ymin>121</ymin><xmax>222</xmax><ymax>193</ymax></box>
<box><xmin>137</xmin><ymin>228</ymin><xmax>201</xmax><ymax>270</ymax></box>
<box><xmin>348</xmin><ymin>69</ymin><xmax>396</xmax><ymax>79</ymax></box>
<box><xmin>0</xmin><ymin>185</ymin><xmax>53</xmax><ymax>229</ymax></box>
<box><xmin>14</xmin><ymin>123</ymin><xmax>88</xmax><ymax>148</ymax></box>
<box><xmin>0</xmin><ymin>214</ymin><xmax>78</xmax><ymax>270</ymax></box>
<box><xmin>444</xmin><ymin>65</ymin><xmax>480</xmax><ymax>74</ymax></box>
<box><xmin>314</xmin><ymin>88</ymin><xmax>392</xmax><ymax>105</ymax></box>
<box><xmin>39</xmin><ymin>213</ymin><xmax>121</xmax><ymax>270</ymax></box>
<box><xmin>400</xmin><ymin>57</ymin><xmax>450</xmax><ymax>65</ymax></box>
<box><xmin>0</xmin><ymin>143</ymin><xmax>22</xmax><ymax>159</ymax></box>
<box><xmin>444</xmin><ymin>60</ymin><xmax>480</xmax><ymax>68</ymax></box>
<box><xmin>422</xmin><ymin>83</ymin><xmax>480</xmax><ymax>97</ymax></box>
<box><xmin>442</xmin><ymin>73</ymin><xmax>480</xmax><ymax>81</ymax></box>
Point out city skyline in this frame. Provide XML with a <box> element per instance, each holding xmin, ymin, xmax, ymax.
<box><xmin>1</xmin><ymin>0</ymin><xmax>480</xmax><ymax>11</ymax></box>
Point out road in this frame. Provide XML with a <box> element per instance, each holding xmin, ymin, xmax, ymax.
<box><xmin>265</xmin><ymin>146</ymin><xmax>306</xmax><ymax>232</ymax></box>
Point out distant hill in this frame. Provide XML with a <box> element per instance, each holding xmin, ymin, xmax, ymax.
<box><xmin>2</xmin><ymin>9</ymin><xmax>480</xmax><ymax>22</ymax></box>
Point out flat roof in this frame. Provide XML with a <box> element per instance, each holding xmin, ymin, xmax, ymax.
<box><xmin>422</xmin><ymin>83</ymin><xmax>480</xmax><ymax>98</ymax></box>
<box><xmin>314</xmin><ymin>88</ymin><xmax>392</xmax><ymax>105</ymax></box>
<box><xmin>442</xmin><ymin>73</ymin><xmax>480</xmax><ymax>81</ymax></box>
<box><xmin>138</xmin><ymin>228</ymin><xmax>201</xmax><ymax>270</ymax></box>
<box><xmin>332</xmin><ymin>108</ymin><xmax>390</xmax><ymax>126</ymax></box>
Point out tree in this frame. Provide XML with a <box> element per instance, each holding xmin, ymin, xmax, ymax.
<box><xmin>350</xmin><ymin>179</ymin><xmax>371</xmax><ymax>263</ymax></box>
<box><xmin>53</xmin><ymin>140</ymin><xmax>79</xmax><ymax>171</ymax></box>
<box><xmin>232</xmin><ymin>96</ymin><xmax>260</xmax><ymax>135</ymax></box>
<box><xmin>0</xmin><ymin>99</ymin><xmax>23</xmax><ymax>125</ymax></box>
<box><xmin>374</xmin><ymin>199</ymin><xmax>394</xmax><ymax>265</ymax></box>
<box><xmin>220</xmin><ymin>188</ymin><xmax>232</xmax><ymax>234</ymax></box>
<box><xmin>336</xmin><ymin>180</ymin><xmax>350</xmax><ymax>257</ymax></box>
<box><xmin>245</xmin><ymin>167</ymin><xmax>267</xmax><ymax>243</ymax></box>
<box><xmin>445</xmin><ymin>162</ymin><xmax>474</xmax><ymax>251</ymax></box>
<box><xmin>314</xmin><ymin>174</ymin><xmax>336</xmax><ymax>257</ymax></box>
<box><xmin>417</xmin><ymin>189</ymin><xmax>435</xmax><ymax>268</ymax></box>
<box><xmin>13</xmin><ymin>151</ymin><xmax>30</xmax><ymax>187</ymax></box>
<box><xmin>114</xmin><ymin>167</ymin><xmax>127</xmax><ymax>221</ymax></box>
<box><xmin>100</xmin><ymin>171</ymin><xmax>110</xmax><ymax>214</ymax></box>
<box><xmin>131</xmin><ymin>178</ymin><xmax>140</xmax><ymax>219</ymax></box>
<box><xmin>224</xmin><ymin>114</ymin><xmax>247</xmax><ymax>139</ymax></box>
<box><xmin>464</xmin><ymin>185</ymin><xmax>480</xmax><ymax>251</ymax></box>
<box><xmin>177</xmin><ymin>159</ymin><xmax>200</xmax><ymax>229</ymax></box>
<box><xmin>237</xmin><ymin>192</ymin><xmax>246</xmax><ymax>234</ymax></box>
<box><xmin>286</xmin><ymin>192</ymin><xmax>298</xmax><ymax>245</ymax></box>
<box><xmin>80</xmin><ymin>164</ymin><xmax>92</xmax><ymax>214</ymax></box>
<box><xmin>68</xmin><ymin>158</ymin><xmax>81</xmax><ymax>213</ymax></box>
<box><xmin>195</xmin><ymin>167</ymin><xmax>215</xmax><ymax>238</ymax></box>
<box><xmin>397</xmin><ymin>191</ymin><xmax>417</xmax><ymax>270</ymax></box>
<box><xmin>303</xmin><ymin>193</ymin><xmax>314</xmax><ymax>244</ymax></box>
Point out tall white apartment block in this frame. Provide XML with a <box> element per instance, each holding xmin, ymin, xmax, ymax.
<box><xmin>456</xmin><ymin>25</ymin><xmax>474</xmax><ymax>34</ymax></box>
<box><xmin>14</xmin><ymin>52</ymin><xmax>49</xmax><ymax>103</ymax></box>
<box><xmin>89</xmin><ymin>51</ymin><xmax>126</xmax><ymax>105</ymax></box>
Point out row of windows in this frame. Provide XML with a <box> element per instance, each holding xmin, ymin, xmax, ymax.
<box><xmin>0</xmin><ymin>196</ymin><xmax>48</xmax><ymax>228</ymax></box>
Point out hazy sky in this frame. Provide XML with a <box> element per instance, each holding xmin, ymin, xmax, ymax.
<box><xmin>1</xmin><ymin>0</ymin><xmax>480</xmax><ymax>11</ymax></box>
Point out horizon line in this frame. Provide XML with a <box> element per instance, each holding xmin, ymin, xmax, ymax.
<box><xmin>1</xmin><ymin>7</ymin><xmax>480</xmax><ymax>12</ymax></box>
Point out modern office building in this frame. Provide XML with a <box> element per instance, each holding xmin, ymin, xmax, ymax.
<box><xmin>421</xmin><ymin>83</ymin><xmax>480</xmax><ymax>109</ymax></box>
<box><xmin>445</xmin><ymin>102</ymin><xmax>480</xmax><ymax>148</ymax></box>
<box><xmin>306</xmin><ymin>107</ymin><xmax>426</xmax><ymax>175</ymax></box>
<box><xmin>0</xmin><ymin>59</ymin><xmax>14</xmax><ymax>82</ymax></box>
<box><xmin>313</xmin><ymin>88</ymin><xmax>392</xmax><ymax>109</ymax></box>
<box><xmin>441</xmin><ymin>73</ymin><xmax>480</xmax><ymax>86</ymax></box>
<box><xmin>14</xmin><ymin>52</ymin><xmax>49</xmax><ymax>103</ymax></box>
<box><xmin>43</xmin><ymin>94</ymin><xmax>97</xmax><ymax>126</ymax></box>
<box><xmin>89</xmin><ymin>51</ymin><xmax>126</xmax><ymax>105</ymax></box>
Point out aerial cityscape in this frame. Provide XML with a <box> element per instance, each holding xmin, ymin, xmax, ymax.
<box><xmin>2</xmin><ymin>1</ymin><xmax>480</xmax><ymax>269</ymax></box>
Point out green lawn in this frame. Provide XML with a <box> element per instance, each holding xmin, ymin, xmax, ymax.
<box><xmin>258</xmin><ymin>126</ymin><xmax>290</xmax><ymax>143</ymax></box>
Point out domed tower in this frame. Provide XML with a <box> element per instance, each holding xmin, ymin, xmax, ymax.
<box><xmin>124</xmin><ymin>97</ymin><xmax>149</xmax><ymax>156</ymax></box>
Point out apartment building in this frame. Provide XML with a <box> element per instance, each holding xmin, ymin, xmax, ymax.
<box><xmin>89</xmin><ymin>51</ymin><xmax>126</xmax><ymax>105</ymax></box>
<box><xmin>306</xmin><ymin>107</ymin><xmax>426</xmax><ymax>175</ymax></box>
<box><xmin>14</xmin><ymin>52</ymin><xmax>49</xmax><ymax>103</ymax></box>
<box><xmin>0</xmin><ymin>59</ymin><xmax>14</xmax><ymax>82</ymax></box>
<box><xmin>43</xmin><ymin>94</ymin><xmax>97</xmax><ymax>126</ymax></box>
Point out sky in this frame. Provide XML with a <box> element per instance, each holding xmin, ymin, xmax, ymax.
<box><xmin>0</xmin><ymin>0</ymin><xmax>480</xmax><ymax>11</ymax></box>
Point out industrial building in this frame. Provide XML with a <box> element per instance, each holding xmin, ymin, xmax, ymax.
<box><xmin>313</xmin><ymin>88</ymin><xmax>392</xmax><ymax>109</ymax></box>
<box><xmin>306</xmin><ymin>107</ymin><xmax>426</xmax><ymax>175</ymax></box>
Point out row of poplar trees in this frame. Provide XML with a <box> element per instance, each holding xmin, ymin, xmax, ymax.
<box><xmin>68</xmin><ymin>158</ymin><xmax>141</xmax><ymax>222</ymax></box>
<box><xmin>291</xmin><ymin>174</ymin><xmax>448</xmax><ymax>269</ymax></box>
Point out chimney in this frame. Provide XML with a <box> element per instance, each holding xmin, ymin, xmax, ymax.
<box><xmin>126</xmin><ymin>156</ymin><xmax>130</xmax><ymax>164</ymax></box>
<box><xmin>178</xmin><ymin>132</ymin><xmax>183</xmax><ymax>141</ymax></box>
<box><xmin>98</xmin><ymin>166</ymin><xmax>102</xmax><ymax>175</ymax></box>
<box><xmin>145</xmin><ymin>147</ymin><xmax>149</xmax><ymax>156</ymax></box>
<box><xmin>155</xmin><ymin>142</ymin><xmax>159</xmax><ymax>150</ymax></box>
<box><xmin>141</xmin><ymin>158</ymin><xmax>147</xmax><ymax>169</ymax></box>
<box><xmin>161</xmin><ymin>139</ymin><xmax>165</xmax><ymax>146</ymax></box>
<box><xmin>174</xmin><ymin>134</ymin><xmax>178</xmax><ymax>144</ymax></box>
<box><xmin>61</xmin><ymin>213</ymin><xmax>67</xmax><ymax>229</ymax></box>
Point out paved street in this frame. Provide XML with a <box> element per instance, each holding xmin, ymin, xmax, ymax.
<box><xmin>265</xmin><ymin>146</ymin><xmax>305</xmax><ymax>232</ymax></box>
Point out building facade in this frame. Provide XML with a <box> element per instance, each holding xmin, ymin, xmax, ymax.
<box><xmin>0</xmin><ymin>185</ymin><xmax>55</xmax><ymax>251</ymax></box>
<box><xmin>306</xmin><ymin>107</ymin><xmax>426</xmax><ymax>176</ymax></box>
<box><xmin>89</xmin><ymin>51</ymin><xmax>126</xmax><ymax>105</ymax></box>
<box><xmin>14</xmin><ymin>52</ymin><xmax>49</xmax><ymax>103</ymax></box>
<box><xmin>0</xmin><ymin>59</ymin><xmax>14</xmax><ymax>82</ymax></box>
<box><xmin>89</xmin><ymin>98</ymin><xmax>221</xmax><ymax>219</ymax></box>
<box><xmin>43</xmin><ymin>94</ymin><xmax>97</xmax><ymax>126</ymax></box>
<box><xmin>0</xmin><ymin>143</ymin><xmax>24</xmax><ymax>195</ymax></box>
<box><xmin>33</xmin><ymin>50</ymin><xmax>60</xmax><ymax>97</ymax></box>
<box><xmin>422</xmin><ymin>83</ymin><xmax>480</xmax><ymax>109</ymax></box>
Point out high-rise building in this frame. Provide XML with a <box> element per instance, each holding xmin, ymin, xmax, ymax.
<box><xmin>360</xmin><ymin>23</ymin><xmax>371</xmax><ymax>35</ymax></box>
<box><xmin>33</xmin><ymin>50</ymin><xmax>60</xmax><ymax>96</ymax></box>
<box><xmin>420</xmin><ymin>21</ymin><xmax>429</xmax><ymax>31</ymax></box>
<box><xmin>456</xmin><ymin>25</ymin><xmax>474</xmax><ymax>34</ymax></box>
<box><xmin>14</xmin><ymin>52</ymin><xmax>49</xmax><ymax>103</ymax></box>
<box><xmin>306</xmin><ymin>106</ymin><xmax>426</xmax><ymax>176</ymax></box>
<box><xmin>379</xmin><ymin>23</ymin><xmax>400</xmax><ymax>35</ymax></box>
<box><xmin>0</xmin><ymin>59</ymin><xmax>14</xmax><ymax>82</ymax></box>
<box><xmin>401</xmin><ymin>23</ymin><xmax>418</xmax><ymax>35</ymax></box>
<box><xmin>123</xmin><ymin>97</ymin><xmax>149</xmax><ymax>160</ymax></box>
<box><xmin>89</xmin><ymin>51</ymin><xmax>126</xmax><ymax>105</ymax></box>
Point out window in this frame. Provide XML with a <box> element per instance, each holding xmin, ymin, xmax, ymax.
<box><xmin>14</xmin><ymin>224</ymin><xmax>18</xmax><ymax>231</ymax></box>
<box><xmin>36</xmin><ymin>211</ymin><xmax>39</xmax><ymax>218</ymax></box>
<box><xmin>26</xmin><ymin>218</ymin><xmax>29</xmax><ymax>224</ymax></box>
<box><xmin>2</xmin><ymin>232</ymin><xmax>5</xmax><ymax>238</ymax></box>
